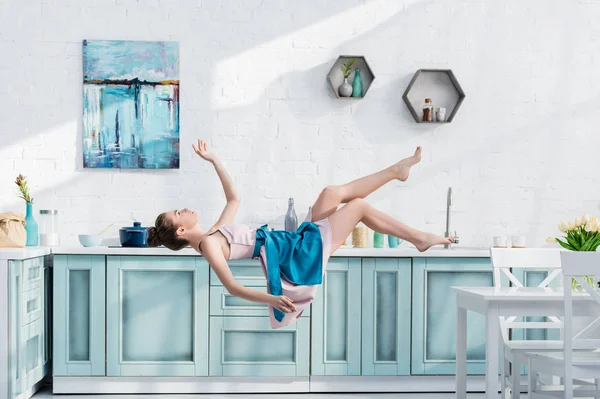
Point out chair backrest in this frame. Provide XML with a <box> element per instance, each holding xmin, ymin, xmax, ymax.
<box><xmin>490</xmin><ymin>248</ymin><xmax>564</xmax><ymax>343</ymax></box>
<box><xmin>560</xmin><ymin>251</ymin><xmax>600</xmax><ymax>394</ymax></box>
<box><xmin>490</xmin><ymin>248</ymin><xmax>563</xmax><ymax>289</ymax></box>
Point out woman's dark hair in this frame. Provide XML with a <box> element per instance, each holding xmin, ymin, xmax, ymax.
<box><xmin>147</xmin><ymin>212</ymin><xmax>188</xmax><ymax>251</ymax></box>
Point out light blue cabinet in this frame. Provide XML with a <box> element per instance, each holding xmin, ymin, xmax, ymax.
<box><xmin>8</xmin><ymin>257</ymin><xmax>49</xmax><ymax>398</ymax></box>
<box><xmin>106</xmin><ymin>256</ymin><xmax>209</xmax><ymax>377</ymax></box>
<box><xmin>9</xmin><ymin>260</ymin><xmax>24</xmax><ymax>399</ymax></box>
<box><xmin>53</xmin><ymin>255</ymin><xmax>105</xmax><ymax>376</ymax></box>
<box><xmin>311</xmin><ymin>258</ymin><xmax>362</xmax><ymax>376</ymax></box>
<box><xmin>208</xmin><ymin>258</ymin><xmax>309</xmax><ymax>377</ymax></box>
<box><xmin>411</xmin><ymin>257</ymin><xmax>492</xmax><ymax>375</ymax></box>
<box><xmin>210</xmin><ymin>316</ymin><xmax>309</xmax><ymax>377</ymax></box>
<box><xmin>208</xmin><ymin>258</ymin><xmax>311</xmax><ymax>317</ymax></box>
<box><xmin>43</xmin><ymin>259</ymin><xmax>51</xmax><ymax>377</ymax></box>
<box><xmin>210</xmin><ymin>259</ymin><xmax>267</xmax><ymax>287</ymax></box>
<box><xmin>361</xmin><ymin>258</ymin><xmax>411</xmax><ymax>376</ymax></box>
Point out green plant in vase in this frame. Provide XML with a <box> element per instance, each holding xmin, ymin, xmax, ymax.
<box><xmin>15</xmin><ymin>174</ymin><xmax>38</xmax><ymax>246</ymax></box>
<box><xmin>555</xmin><ymin>214</ymin><xmax>600</xmax><ymax>290</ymax></box>
<box><xmin>338</xmin><ymin>58</ymin><xmax>356</xmax><ymax>97</ymax></box>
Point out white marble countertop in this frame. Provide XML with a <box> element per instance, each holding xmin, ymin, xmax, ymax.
<box><xmin>50</xmin><ymin>245</ymin><xmax>491</xmax><ymax>257</ymax></box>
<box><xmin>0</xmin><ymin>247</ymin><xmax>52</xmax><ymax>260</ymax></box>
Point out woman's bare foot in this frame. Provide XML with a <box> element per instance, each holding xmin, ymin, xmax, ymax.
<box><xmin>393</xmin><ymin>146</ymin><xmax>422</xmax><ymax>182</ymax></box>
<box><xmin>415</xmin><ymin>232</ymin><xmax>453</xmax><ymax>252</ymax></box>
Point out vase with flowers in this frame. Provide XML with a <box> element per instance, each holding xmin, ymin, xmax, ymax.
<box><xmin>15</xmin><ymin>174</ymin><xmax>37</xmax><ymax>246</ymax></box>
<box><xmin>338</xmin><ymin>58</ymin><xmax>356</xmax><ymax>97</ymax></box>
<box><xmin>555</xmin><ymin>214</ymin><xmax>600</xmax><ymax>291</ymax></box>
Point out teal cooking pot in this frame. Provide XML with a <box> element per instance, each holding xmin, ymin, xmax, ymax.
<box><xmin>119</xmin><ymin>222</ymin><xmax>148</xmax><ymax>247</ymax></box>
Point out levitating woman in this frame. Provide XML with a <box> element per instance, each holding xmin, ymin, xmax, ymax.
<box><xmin>148</xmin><ymin>140</ymin><xmax>452</xmax><ymax>328</ymax></box>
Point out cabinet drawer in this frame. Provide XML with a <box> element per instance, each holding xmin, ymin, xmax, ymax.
<box><xmin>209</xmin><ymin>316</ymin><xmax>309</xmax><ymax>377</ymax></box>
<box><xmin>22</xmin><ymin>287</ymin><xmax>42</xmax><ymax>326</ymax></box>
<box><xmin>210</xmin><ymin>259</ymin><xmax>265</xmax><ymax>287</ymax></box>
<box><xmin>22</xmin><ymin>257</ymin><xmax>43</xmax><ymax>292</ymax></box>
<box><xmin>22</xmin><ymin>318</ymin><xmax>44</xmax><ymax>388</ymax></box>
<box><xmin>209</xmin><ymin>286</ymin><xmax>310</xmax><ymax>317</ymax></box>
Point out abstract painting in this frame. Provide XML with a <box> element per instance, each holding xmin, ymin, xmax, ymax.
<box><xmin>82</xmin><ymin>40</ymin><xmax>180</xmax><ymax>169</ymax></box>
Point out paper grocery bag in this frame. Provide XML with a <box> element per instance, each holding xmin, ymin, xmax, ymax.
<box><xmin>0</xmin><ymin>212</ymin><xmax>27</xmax><ymax>248</ymax></box>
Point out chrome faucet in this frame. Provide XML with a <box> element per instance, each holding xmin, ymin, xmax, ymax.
<box><xmin>444</xmin><ymin>187</ymin><xmax>459</xmax><ymax>248</ymax></box>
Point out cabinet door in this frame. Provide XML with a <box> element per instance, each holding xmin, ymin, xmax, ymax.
<box><xmin>22</xmin><ymin>287</ymin><xmax>42</xmax><ymax>326</ymax></box>
<box><xmin>9</xmin><ymin>258</ymin><xmax>49</xmax><ymax>397</ymax></box>
<box><xmin>106</xmin><ymin>256</ymin><xmax>209</xmax><ymax>377</ymax></box>
<box><xmin>8</xmin><ymin>261</ymin><xmax>24</xmax><ymax>398</ymax></box>
<box><xmin>22</xmin><ymin>257</ymin><xmax>43</xmax><ymax>292</ymax></box>
<box><xmin>43</xmin><ymin>261</ymin><xmax>52</xmax><ymax>375</ymax></box>
<box><xmin>210</xmin><ymin>285</ymin><xmax>294</xmax><ymax>317</ymax></box>
<box><xmin>361</xmin><ymin>258</ymin><xmax>411</xmax><ymax>376</ymax></box>
<box><xmin>209</xmin><ymin>316</ymin><xmax>309</xmax><ymax>377</ymax></box>
<box><xmin>53</xmin><ymin>255</ymin><xmax>106</xmax><ymax>376</ymax></box>
<box><xmin>21</xmin><ymin>319</ymin><xmax>44</xmax><ymax>389</ymax></box>
<box><xmin>411</xmin><ymin>257</ymin><xmax>492</xmax><ymax>375</ymax></box>
<box><xmin>310</xmin><ymin>258</ymin><xmax>362</xmax><ymax>376</ymax></box>
<box><xmin>210</xmin><ymin>259</ymin><xmax>266</xmax><ymax>287</ymax></box>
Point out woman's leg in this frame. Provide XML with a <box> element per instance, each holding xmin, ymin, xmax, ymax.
<box><xmin>310</xmin><ymin>147</ymin><xmax>422</xmax><ymax>221</ymax></box>
<box><xmin>327</xmin><ymin>198</ymin><xmax>452</xmax><ymax>253</ymax></box>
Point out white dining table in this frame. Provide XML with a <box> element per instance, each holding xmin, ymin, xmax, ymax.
<box><xmin>453</xmin><ymin>286</ymin><xmax>600</xmax><ymax>399</ymax></box>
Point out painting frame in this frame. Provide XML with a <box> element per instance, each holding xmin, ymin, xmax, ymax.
<box><xmin>82</xmin><ymin>40</ymin><xmax>180</xmax><ymax>169</ymax></box>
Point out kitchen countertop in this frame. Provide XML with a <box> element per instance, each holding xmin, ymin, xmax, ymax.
<box><xmin>51</xmin><ymin>245</ymin><xmax>491</xmax><ymax>257</ymax></box>
<box><xmin>0</xmin><ymin>247</ymin><xmax>52</xmax><ymax>260</ymax></box>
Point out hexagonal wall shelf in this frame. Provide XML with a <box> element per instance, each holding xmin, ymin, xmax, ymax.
<box><xmin>327</xmin><ymin>55</ymin><xmax>375</xmax><ymax>99</ymax></box>
<box><xmin>402</xmin><ymin>69</ymin><xmax>465</xmax><ymax>123</ymax></box>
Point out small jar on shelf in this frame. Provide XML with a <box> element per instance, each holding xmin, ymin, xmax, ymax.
<box><xmin>435</xmin><ymin>107</ymin><xmax>447</xmax><ymax>122</ymax></box>
<box><xmin>373</xmin><ymin>231</ymin><xmax>385</xmax><ymax>248</ymax></box>
<box><xmin>352</xmin><ymin>223</ymin><xmax>369</xmax><ymax>248</ymax></box>
<box><xmin>422</xmin><ymin>98</ymin><xmax>433</xmax><ymax>122</ymax></box>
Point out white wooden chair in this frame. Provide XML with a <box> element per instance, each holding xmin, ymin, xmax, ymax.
<box><xmin>490</xmin><ymin>248</ymin><xmax>565</xmax><ymax>399</ymax></box>
<box><xmin>526</xmin><ymin>251</ymin><xmax>600</xmax><ymax>399</ymax></box>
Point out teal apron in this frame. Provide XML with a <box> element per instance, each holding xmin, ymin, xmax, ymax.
<box><xmin>253</xmin><ymin>222</ymin><xmax>324</xmax><ymax>322</ymax></box>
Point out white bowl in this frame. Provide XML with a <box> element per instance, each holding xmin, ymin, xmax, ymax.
<box><xmin>78</xmin><ymin>234</ymin><xmax>103</xmax><ymax>247</ymax></box>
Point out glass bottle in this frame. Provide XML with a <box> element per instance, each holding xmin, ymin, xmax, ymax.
<box><xmin>423</xmin><ymin>98</ymin><xmax>433</xmax><ymax>122</ymax></box>
<box><xmin>351</xmin><ymin>68</ymin><xmax>363</xmax><ymax>98</ymax></box>
<box><xmin>39</xmin><ymin>209</ymin><xmax>59</xmax><ymax>246</ymax></box>
<box><xmin>25</xmin><ymin>202</ymin><xmax>38</xmax><ymax>246</ymax></box>
<box><xmin>373</xmin><ymin>231</ymin><xmax>385</xmax><ymax>248</ymax></box>
<box><xmin>284</xmin><ymin>198</ymin><xmax>298</xmax><ymax>232</ymax></box>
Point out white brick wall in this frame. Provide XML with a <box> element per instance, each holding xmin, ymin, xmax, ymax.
<box><xmin>1</xmin><ymin>0</ymin><xmax>599</xmax><ymax>247</ymax></box>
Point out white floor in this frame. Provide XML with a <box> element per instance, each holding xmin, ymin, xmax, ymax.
<box><xmin>31</xmin><ymin>385</ymin><xmax>508</xmax><ymax>398</ymax></box>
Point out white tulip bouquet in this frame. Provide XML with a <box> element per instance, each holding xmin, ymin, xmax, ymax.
<box><xmin>555</xmin><ymin>214</ymin><xmax>600</xmax><ymax>290</ymax></box>
<box><xmin>556</xmin><ymin>214</ymin><xmax>600</xmax><ymax>252</ymax></box>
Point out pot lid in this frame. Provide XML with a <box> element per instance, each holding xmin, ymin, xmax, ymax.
<box><xmin>120</xmin><ymin>222</ymin><xmax>148</xmax><ymax>231</ymax></box>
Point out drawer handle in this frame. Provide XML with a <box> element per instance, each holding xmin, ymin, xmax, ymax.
<box><xmin>27</xmin><ymin>298</ymin><xmax>39</xmax><ymax>314</ymax></box>
<box><xmin>28</xmin><ymin>266</ymin><xmax>41</xmax><ymax>280</ymax></box>
<box><xmin>223</xmin><ymin>294</ymin><xmax>267</xmax><ymax>309</ymax></box>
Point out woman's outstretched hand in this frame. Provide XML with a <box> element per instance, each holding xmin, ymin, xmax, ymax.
<box><xmin>269</xmin><ymin>295</ymin><xmax>296</xmax><ymax>313</ymax></box>
<box><xmin>192</xmin><ymin>139</ymin><xmax>216</xmax><ymax>163</ymax></box>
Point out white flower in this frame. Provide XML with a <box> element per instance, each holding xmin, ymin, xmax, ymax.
<box><xmin>545</xmin><ymin>237</ymin><xmax>557</xmax><ymax>244</ymax></box>
<box><xmin>558</xmin><ymin>222</ymin><xmax>568</xmax><ymax>233</ymax></box>
<box><xmin>583</xmin><ymin>214</ymin><xmax>590</xmax><ymax>224</ymax></box>
<box><xmin>567</xmin><ymin>221</ymin><xmax>575</xmax><ymax>231</ymax></box>
<box><xmin>585</xmin><ymin>222</ymin><xmax>594</xmax><ymax>232</ymax></box>
<box><xmin>575</xmin><ymin>217</ymin><xmax>582</xmax><ymax>227</ymax></box>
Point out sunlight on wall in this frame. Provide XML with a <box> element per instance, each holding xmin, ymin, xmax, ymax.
<box><xmin>212</xmin><ymin>0</ymin><xmax>407</xmax><ymax>108</ymax></box>
<box><xmin>1</xmin><ymin>121</ymin><xmax>78</xmax><ymax>207</ymax></box>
